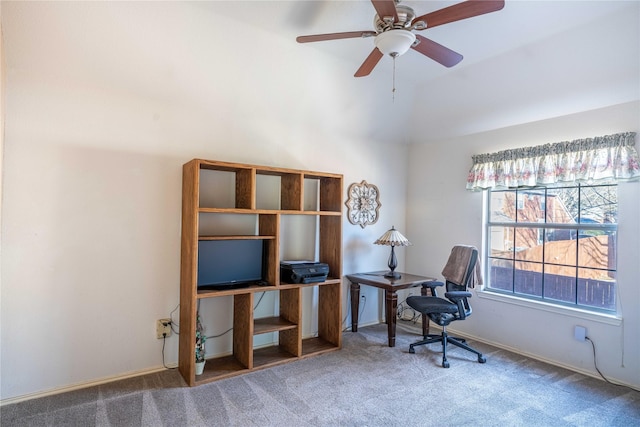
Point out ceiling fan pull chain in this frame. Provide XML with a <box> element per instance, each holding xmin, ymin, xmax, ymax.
<box><xmin>392</xmin><ymin>53</ymin><xmax>397</xmax><ymax>101</ymax></box>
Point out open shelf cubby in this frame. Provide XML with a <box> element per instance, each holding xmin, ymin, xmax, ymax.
<box><xmin>179</xmin><ymin>159</ymin><xmax>343</xmax><ymax>386</ymax></box>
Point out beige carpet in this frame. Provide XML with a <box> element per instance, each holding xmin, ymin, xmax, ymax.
<box><xmin>2</xmin><ymin>323</ymin><xmax>639</xmax><ymax>426</ymax></box>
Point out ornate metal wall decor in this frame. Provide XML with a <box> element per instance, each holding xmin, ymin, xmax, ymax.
<box><xmin>345</xmin><ymin>180</ymin><xmax>381</xmax><ymax>228</ymax></box>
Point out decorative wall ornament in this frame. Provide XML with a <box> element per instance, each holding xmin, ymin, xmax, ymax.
<box><xmin>345</xmin><ymin>180</ymin><xmax>381</xmax><ymax>228</ymax></box>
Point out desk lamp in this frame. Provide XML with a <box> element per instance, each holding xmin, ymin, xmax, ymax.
<box><xmin>374</xmin><ymin>226</ymin><xmax>411</xmax><ymax>279</ymax></box>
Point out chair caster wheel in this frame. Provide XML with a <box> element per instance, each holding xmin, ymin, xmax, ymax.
<box><xmin>442</xmin><ymin>361</ymin><xmax>450</xmax><ymax>368</ymax></box>
<box><xmin>409</xmin><ymin>347</ymin><xmax>415</xmax><ymax>354</ymax></box>
<box><xmin>478</xmin><ymin>355</ymin><xmax>486</xmax><ymax>364</ymax></box>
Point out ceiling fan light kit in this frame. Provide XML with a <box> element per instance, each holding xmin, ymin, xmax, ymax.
<box><xmin>296</xmin><ymin>0</ymin><xmax>505</xmax><ymax>78</ymax></box>
<box><xmin>374</xmin><ymin>30</ymin><xmax>416</xmax><ymax>57</ymax></box>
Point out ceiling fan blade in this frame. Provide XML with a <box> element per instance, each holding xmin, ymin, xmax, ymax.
<box><xmin>412</xmin><ymin>35</ymin><xmax>463</xmax><ymax>68</ymax></box>
<box><xmin>354</xmin><ymin>48</ymin><xmax>384</xmax><ymax>78</ymax></box>
<box><xmin>414</xmin><ymin>0</ymin><xmax>505</xmax><ymax>29</ymax></box>
<box><xmin>371</xmin><ymin>0</ymin><xmax>398</xmax><ymax>23</ymax></box>
<box><xmin>296</xmin><ymin>31</ymin><xmax>376</xmax><ymax>43</ymax></box>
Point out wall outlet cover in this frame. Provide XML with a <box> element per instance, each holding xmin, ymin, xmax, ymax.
<box><xmin>156</xmin><ymin>319</ymin><xmax>172</xmax><ymax>339</ymax></box>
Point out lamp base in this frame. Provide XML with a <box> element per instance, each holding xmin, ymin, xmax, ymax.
<box><xmin>384</xmin><ymin>271</ymin><xmax>401</xmax><ymax>279</ymax></box>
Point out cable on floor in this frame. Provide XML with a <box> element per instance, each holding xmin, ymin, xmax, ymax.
<box><xmin>586</xmin><ymin>336</ymin><xmax>639</xmax><ymax>392</ymax></box>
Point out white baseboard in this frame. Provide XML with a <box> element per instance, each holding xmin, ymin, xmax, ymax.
<box><xmin>397</xmin><ymin>321</ymin><xmax>639</xmax><ymax>391</ymax></box>
<box><xmin>0</xmin><ymin>364</ymin><xmax>178</xmax><ymax>406</ymax></box>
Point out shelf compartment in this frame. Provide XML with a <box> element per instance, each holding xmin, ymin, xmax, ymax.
<box><xmin>254</xmin><ymin>316</ymin><xmax>297</xmax><ymax>335</ymax></box>
<box><xmin>253</xmin><ymin>345</ymin><xmax>298</xmax><ymax>369</ymax></box>
<box><xmin>301</xmin><ymin>336</ymin><xmax>340</xmax><ymax>357</ymax></box>
<box><xmin>303</xmin><ymin>175</ymin><xmax>342</xmax><ymax>213</ymax></box>
<box><xmin>198</xmin><ymin>164</ymin><xmax>255</xmax><ymax>210</ymax></box>
<box><xmin>198</xmin><ymin>212</ymin><xmax>259</xmax><ymax>237</ymax></box>
<box><xmin>195</xmin><ymin>355</ymin><xmax>249</xmax><ymax>384</ymax></box>
<box><xmin>256</xmin><ymin>171</ymin><xmax>303</xmax><ymax>211</ymax></box>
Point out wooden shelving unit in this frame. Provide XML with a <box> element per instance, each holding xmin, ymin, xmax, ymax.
<box><xmin>179</xmin><ymin>159</ymin><xmax>343</xmax><ymax>386</ymax></box>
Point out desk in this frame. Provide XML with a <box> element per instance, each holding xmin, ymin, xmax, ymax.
<box><xmin>346</xmin><ymin>272</ymin><xmax>435</xmax><ymax>347</ymax></box>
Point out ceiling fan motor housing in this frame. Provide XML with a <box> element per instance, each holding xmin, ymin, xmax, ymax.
<box><xmin>374</xmin><ymin>4</ymin><xmax>416</xmax><ymax>32</ymax></box>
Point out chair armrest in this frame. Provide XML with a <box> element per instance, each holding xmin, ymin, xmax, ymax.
<box><xmin>444</xmin><ymin>291</ymin><xmax>472</xmax><ymax>301</ymax></box>
<box><xmin>444</xmin><ymin>291</ymin><xmax>472</xmax><ymax>320</ymax></box>
<box><xmin>422</xmin><ymin>280</ymin><xmax>444</xmax><ymax>297</ymax></box>
<box><xmin>422</xmin><ymin>280</ymin><xmax>444</xmax><ymax>289</ymax></box>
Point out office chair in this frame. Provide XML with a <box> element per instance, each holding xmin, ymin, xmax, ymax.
<box><xmin>407</xmin><ymin>245</ymin><xmax>486</xmax><ymax>368</ymax></box>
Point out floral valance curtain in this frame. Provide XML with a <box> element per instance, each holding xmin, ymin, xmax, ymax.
<box><xmin>466</xmin><ymin>132</ymin><xmax>640</xmax><ymax>191</ymax></box>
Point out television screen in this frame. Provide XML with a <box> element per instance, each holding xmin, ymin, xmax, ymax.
<box><xmin>197</xmin><ymin>239</ymin><xmax>265</xmax><ymax>289</ymax></box>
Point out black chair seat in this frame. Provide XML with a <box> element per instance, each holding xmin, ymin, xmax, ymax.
<box><xmin>406</xmin><ymin>296</ymin><xmax>457</xmax><ymax>314</ymax></box>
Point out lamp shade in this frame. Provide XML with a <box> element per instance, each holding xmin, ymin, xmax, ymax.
<box><xmin>374</xmin><ymin>30</ymin><xmax>416</xmax><ymax>56</ymax></box>
<box><xmin>374</xmin><ymin>226</ymin><xmax>412</xmax><ymax>247</ymax></box>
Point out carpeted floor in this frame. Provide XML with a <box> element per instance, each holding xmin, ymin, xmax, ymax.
<box><xmin>2</xmin><ymin>323</ymin><xmax>639</xmax><ymax>426</ymax></box>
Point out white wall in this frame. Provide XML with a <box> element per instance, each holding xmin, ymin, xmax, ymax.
<box><xmin>0</xmin><ymin>2</ymin><xmax>409</xmax><ymax>401</ymax></box>
<box><xmin>406</xmin><ymin>101</ymin><xmax>640</xmax><ymax>389</ymax></box>
<box><xmin>3</xmin><ymin>0</ymin><xmax>637</xmax><ymax>402</ymax></box>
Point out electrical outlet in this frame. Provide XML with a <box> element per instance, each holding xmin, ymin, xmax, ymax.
<box><xmin>574</xmin><ymin>325</ymin><xmax>586</xmax><ymax>342</ymax></box>
<box><xmin>156</xmin><ymin>318</ymin><xmax>172</xmax><ymax>339</ymax></box>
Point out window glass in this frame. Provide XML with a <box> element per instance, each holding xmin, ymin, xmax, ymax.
<box><xmin>486</xmin><ymin>184</ymin><xmax>617</xmax><ymax>313</ymax></box>
<box><xmin>543</xmin><ymin>267</ymin><xmax>577</xmax><ymax>304</ymax></box>
<box><xmin>546</xmin><ymin>187</ymin><xmax>578</xmax><ymax>224</ymax></box>
<box><xmin>488</xmin><ymin>259</ymin><xmax>513</xmax><ymax>292</ymax></box>
<box><xmin>578</xmin><ymin>232</ymin><xmax>616</xmax><ymax>269</ymax></box>
<box><xmin>514</xmin><ymin>228</ymin><xmax>543</xmax><ymax>262</ymax></box>
<box><xmin>544</xmin><ymin>228</ymin><xmax>577</xmax><ymax>266</ymax></box>
<box><xmin>517</xmin><ymin>190</ymin><xmax>545</xmax><ymax>223</ymax></box>
<box><xmin>577</xmin><ymin>268</ymin><xmax>616</xmax><ymax>311</ymax></box>
<box><xmin>514</xmin><ymin>262</ymin><xmax>543</xmax><ymax>297</ymax></box>
<box><xmin>488</xmin><ymin>226</ymin><xmax>514</xmax><ymax>259</ymax></box>
<box><xmin>489</xmin><ymin>191</ymin><xmax>515</xmax><ymax>222</ymax></box>
<box><xmin>579</xmin><ymin>185</ymin><xmax>617</xmax><ymax>223</ymax></box>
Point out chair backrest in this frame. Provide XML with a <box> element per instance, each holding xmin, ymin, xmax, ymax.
<box><xmin>445</xmin><ymin>248</ymin><xmax>478</xmax><ymax>293</ymax></box>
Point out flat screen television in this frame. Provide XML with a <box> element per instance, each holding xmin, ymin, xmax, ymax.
<box><xmin>197</xmin><ymin>239</ymin><xmax>265</xmax><ymax>290</ymax></box>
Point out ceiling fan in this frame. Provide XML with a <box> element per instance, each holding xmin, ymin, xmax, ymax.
<box><xmin>296</xmin><ymin>0</ymin><xmax>505</xmax><ymax>77</ymax></box>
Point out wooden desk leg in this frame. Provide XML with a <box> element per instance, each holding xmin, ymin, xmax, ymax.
<box><xmin>350</xmin><ymin>282</ymin><xmax>360</xmax><ymax>332</ymax></box>
<box><xmin>385</xmin><ymin>290</ymin><xmax>398</xmax><ymax>347</ymax></box>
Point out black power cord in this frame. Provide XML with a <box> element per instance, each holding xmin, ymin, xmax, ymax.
<box><xmin>586</xmin><ymin>336</ymin><xmax>639</xmax><ymax>392</ymax></box>
<box><xmin>169</xmin><ymin>304</ymin><xmax>180</xmax><ymax>335</ymax></box>
<box><xmin>161</xmin><ymin>333</ymin><xmax>175</xmax><ymax>370</ymax></box>
<box><xmin>205</xmin><ymin>292</ymin><xmax>267</xmax><ymax>340</ymax></box>
<box><xmin>397</xmin><ymin>293</ymin><xmax>421</xmax><ymax>323</ymax></box>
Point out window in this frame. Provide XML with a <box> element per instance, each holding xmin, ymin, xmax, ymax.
<box><xmin>486</xmin><ymin>183</ymin><xmax>617</xmax><ymax>312</ymax></box>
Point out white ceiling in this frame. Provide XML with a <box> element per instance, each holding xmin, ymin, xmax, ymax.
<box><xmin>208</xmin><ymin>0</ymin><xmax>640</xmax><ymax>143</ymax></box>
<box><xmin>3</xmin><ymin>1</ymin><xmax>639</xmax><ymax>146</ymax></box>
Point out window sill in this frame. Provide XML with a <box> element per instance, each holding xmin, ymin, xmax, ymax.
<box><xmin>476</xmin><ymin>289</ymin><xmax>622</xmax><ymax>326</ymax></box>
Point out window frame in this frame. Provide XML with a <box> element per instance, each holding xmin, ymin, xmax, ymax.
<box><xmin>483</xmin><ymin>183</ymin><xmax>618</xmax><ymax>314</ymax></box>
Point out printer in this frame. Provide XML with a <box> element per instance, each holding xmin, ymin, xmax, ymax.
<box><xmin>280</xmin><ymin>261</ymin><xmax>329</xmax><ymax>284</ymax></box>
